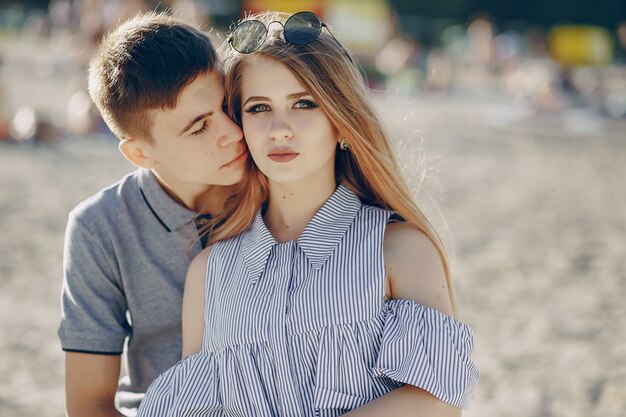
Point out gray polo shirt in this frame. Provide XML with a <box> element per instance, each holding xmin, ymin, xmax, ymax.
<box><xmin>58</xmin><ymin>168</ymin><xmax>209</xmax><ymax>412</ymax></box>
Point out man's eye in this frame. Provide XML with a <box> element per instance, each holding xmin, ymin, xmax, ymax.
<box><xmin>191</xmin><ymin>121</ymin><xmax>208</xmax><ymax>136</ymax></box>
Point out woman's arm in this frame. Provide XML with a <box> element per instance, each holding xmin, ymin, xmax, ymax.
<box><xmin>343</xmin><ymin>222</ymin><xmax>461</xmax><ymax>417</ymax></box>
<box><xmin>341</xmin><ymin>385</ymin><xmax>460</xmax><ymax>417</ymax></box>
<box><xmin>181</xmin><ymin>247</ymin><xmax>211</xmax><ymax>358</ymax></box>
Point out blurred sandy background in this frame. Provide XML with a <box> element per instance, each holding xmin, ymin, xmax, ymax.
<box><xmin>1</xmin><ymin>1</ymin><xmax>626</xmax><ymax>416</ymax></box>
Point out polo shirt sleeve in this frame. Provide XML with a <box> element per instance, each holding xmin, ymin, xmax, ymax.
<box><xmin>58</xmin><ymin>212</ymin><xmax>129</xmax><ymax>354</ymax></box>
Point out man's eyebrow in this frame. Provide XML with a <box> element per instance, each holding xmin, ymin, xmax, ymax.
<box><xmin>178</xmin><ymin>112</ymin><xmax>212</xmax><ymax>136</ymax></box>
<box><xmin>243</xmin><ymin>92</ymin><xmax>310</xmax><ymax>106</ymax></box>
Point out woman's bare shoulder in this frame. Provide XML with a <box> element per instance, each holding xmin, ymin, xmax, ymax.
<box><xmin>383</xmin><ymin>222</ymin><xmax>454</xmax><ymax>316</ymax></box>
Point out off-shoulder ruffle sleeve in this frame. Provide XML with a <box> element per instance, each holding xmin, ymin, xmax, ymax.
<box><xmin>373</xmin><ymin>299</ymin><xmax>479</xmax><ymax>409</ymax></box>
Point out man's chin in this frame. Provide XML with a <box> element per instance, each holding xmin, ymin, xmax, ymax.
<box><xmin>214</xmin><ymin>174</ymin><xmax>244</xmax><ymax>188</ymax></box>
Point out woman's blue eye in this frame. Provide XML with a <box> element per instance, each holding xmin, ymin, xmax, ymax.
<box><xmin>294</xmin><ymin>100</ymin><xmax>318</xmax><ymax>109</ymax></box>
<box><xmin>245</xmin><ymin>104</ymin><xmax>270</xmax><ymax>113</ymax></box>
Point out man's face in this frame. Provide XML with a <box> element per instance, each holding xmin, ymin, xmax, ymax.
<box><xmin>142</xmin><ymin>70</ymin><xmax>247</xmax><ymax>195</ymax></box>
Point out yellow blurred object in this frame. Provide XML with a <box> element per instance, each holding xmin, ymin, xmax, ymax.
<box><xmin>548</xmin><ymin>25</ymin><xmax>614</xmax><ymax>67</ymax></box>
<box><xmin>242</xmin><ymin>0</ymin><xmax>325</xmax><ymax>16</ymax></box>
<box><xmin>238</xmin><ymin>0</ymin><xmax>392</xmax><ymax>58</ymax></box>
<box><xmin>326</xmin><ymin>0</ymin><xmax>392</xmax><ymax>57</ymax></box>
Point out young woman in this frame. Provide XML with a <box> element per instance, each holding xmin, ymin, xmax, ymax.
<box><xmin>137</xmin><ymin>11</ymin><xmax>478</xmax><ymax>417</ymax></box>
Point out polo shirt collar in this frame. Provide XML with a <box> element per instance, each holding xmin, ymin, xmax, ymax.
<box><xmin>243</xmin><ymin>184</ymin><xmax>361</xmax><ymax>284</ymax></box>
<box><xmin>137</xmin><ymin>169</ymin><xmax>199</xmax><ymax>232</ymax></box>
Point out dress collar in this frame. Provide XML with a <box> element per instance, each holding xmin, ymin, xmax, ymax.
<box><xmin>242</xmin><ymin>184</ymin><xmax>362</xmax><ymax>284</ymax></box>
<box><xmin>137</xmin><ymin>169</ymin><xmax>199</xmax><ymax>232</ymax></box>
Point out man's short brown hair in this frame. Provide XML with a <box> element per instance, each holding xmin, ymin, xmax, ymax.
<box><xmin>88</xmin><ymin>12</ymin><xmax>218</xmax><ymax>142</ymax></box>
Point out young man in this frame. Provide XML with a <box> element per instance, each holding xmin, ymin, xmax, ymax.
<box><xmin>58</xmin><ymin>12</ymin><xmax>246</xmax><ymax>417</ymax></box>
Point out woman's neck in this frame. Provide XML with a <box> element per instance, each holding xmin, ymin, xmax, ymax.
<box><xmin>264</xmin><ymin>178</ymin><xmax>336</xmax><ymax>243</ymax></box>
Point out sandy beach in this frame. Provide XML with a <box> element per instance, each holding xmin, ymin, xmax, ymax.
<box><xmin>1</xmin><ymin>35</ymin><xmax>626</xmax><ymax>417</ymax></box>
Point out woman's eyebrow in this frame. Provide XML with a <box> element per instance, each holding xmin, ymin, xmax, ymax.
<box><xmin>286</xmin><ymin>91</ymin><xmax>310</xmax><ymax>99</ymax></box>
<box><xmin>243</xmin><ymin>91</ymin><xmax>310</xmax><ymax>106</ymax></box>
<box><xmin>242</xmin><ymin>96</ymin><xmax>267</xmax><ymax>106</ymax></box>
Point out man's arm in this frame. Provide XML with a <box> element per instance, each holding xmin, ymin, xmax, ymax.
<box><xmin>60</xmin><ymin>212</ymin><xmax>129</xmax><ymax>416</ymax></box>
<box><xmin>65</xmin><ymin>352</ymin><xmax>124</xmax><ymax>417</ymax></box>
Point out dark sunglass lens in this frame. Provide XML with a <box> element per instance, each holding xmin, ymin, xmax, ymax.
<box><xmin>284</xmin><ymin>11</ymin><xmax>322</xmax><ymax>45</ymax></box>
<box><xmin>231</xmin><ymin>20</ymin><xmax>267</xmax><ymax>53</ymax></box>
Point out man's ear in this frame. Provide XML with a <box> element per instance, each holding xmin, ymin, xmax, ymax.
<box><xmin>119</xmin><ymin>138</ymin><xmax>157</xmax><ymax>169</ymax></box>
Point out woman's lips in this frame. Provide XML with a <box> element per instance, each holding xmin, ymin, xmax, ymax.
<box><xmin>268</xmin><ymin>150</ymin><xmax>299</xmax><ymax>163</ymax></box>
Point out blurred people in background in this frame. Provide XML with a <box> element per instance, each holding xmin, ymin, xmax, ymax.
<box><xmin>0</xmin><ymin>78</ymin><xmax>9</xmax><ymax>140</ymax></box>
<box><xmin>0</xmin><ymin>1</ymin><xmax>624</xmax><ymax>145</ymax></box>
<box><xmin>618</xmin><ymin>21</ymin><xmax>626</xmax><ymax>62</ymax></box>
<box><xmin>73</xmin><ymin>0</ymin><xmax>151</xmax><ymax>58</ymax></box>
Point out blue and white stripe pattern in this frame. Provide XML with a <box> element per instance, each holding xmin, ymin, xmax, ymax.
<box><xmin>138</xmin><ymin>184</ymin><xmax>478</xmax><ymax>417</ymax></box>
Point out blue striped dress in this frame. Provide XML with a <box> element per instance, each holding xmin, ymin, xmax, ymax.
<box><xmin>137</xmin><ymin>184</ymin><xmax>478</xmax><ymax>417</ymax></box>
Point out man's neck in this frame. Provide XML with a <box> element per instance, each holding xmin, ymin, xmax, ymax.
<box><xmin>192</xmin><ymin>184</ymin><xmax>238</xmax><ymax>215</ymax></box>
<box><xmin>152</xmin><ymin>171</ymin><xmax>236</xmax><ymax>215</ymax></box>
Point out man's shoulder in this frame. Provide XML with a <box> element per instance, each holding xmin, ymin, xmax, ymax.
<box><xmin>69</xmin><ymin>169</ymin><xmax>142</xmax><ymax>230</ymax></box>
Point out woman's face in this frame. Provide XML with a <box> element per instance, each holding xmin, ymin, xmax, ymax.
<box><xmin>240</xmin><ymin>56</ymin><xmax>339</xmax><ymax>187</ymax></box>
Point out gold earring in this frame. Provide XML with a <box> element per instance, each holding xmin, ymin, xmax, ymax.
<box><xmin>339</xmin><ymin>138</ymin><xmax>349</xmax><ymax>151</ymax></box>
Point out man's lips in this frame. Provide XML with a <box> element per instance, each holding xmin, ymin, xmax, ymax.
<box><xmin>222</xmin><ymin>149</ymin><xmax>247</xmax><ymax>168</ymax></box>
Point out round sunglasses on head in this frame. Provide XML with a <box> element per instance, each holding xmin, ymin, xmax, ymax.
<box><xmin>228</xmin><ymin>11</ymin><xmax>346</xmax><ymax>56</ymax></box>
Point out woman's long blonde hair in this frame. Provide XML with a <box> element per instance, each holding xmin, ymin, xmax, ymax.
<box><xmin>210</xmin><ymin>11</ymin><xmax>457</xmax><ymax>313</ymax></box>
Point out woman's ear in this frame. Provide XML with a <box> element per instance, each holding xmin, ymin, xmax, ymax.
<box><xmin>119</xmin><ymin>138</ymin><xmax>157</xmax><ymax>169</ymax></box>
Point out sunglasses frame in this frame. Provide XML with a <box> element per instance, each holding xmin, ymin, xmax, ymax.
<box><xmin>228</xmin><ymin>11</ymin><xmax>350</xmax><ymax>61</ymax></box>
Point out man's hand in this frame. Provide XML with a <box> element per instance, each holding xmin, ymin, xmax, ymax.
<box><xmin>65</xmin><ymin>352</ymin><xmax>124</xmax><ymax>417</ymax></box>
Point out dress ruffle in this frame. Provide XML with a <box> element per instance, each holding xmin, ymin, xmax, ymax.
<box><xmin>139</xmin><ymin>300</ymin><xmax>477</xmax><ymax>416</ymax></box>
<box><xmin>307</xmin><ymin>316</ymin><xmax>399</xmax><ymax>412</ymax></box>
<box><xmin>373</xmin><ymin>299</ymin><xmax>479</xmax><ymax>409</ymax></box>
<box><xmin>139</xmin><ymin>300</ymin><xmax>478</xmax><ymax>416</ymax></box>
<box><xmin>138</xmin><ymin>344</ymin><xmax>283</xmax><ymax>417</ymax></box>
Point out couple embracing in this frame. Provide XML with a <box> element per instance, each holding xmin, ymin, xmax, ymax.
<box><xmin>59</xmin><ymin>10</ymin><xmax>478</xmax><ymax>417</ymax></box>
